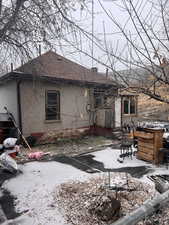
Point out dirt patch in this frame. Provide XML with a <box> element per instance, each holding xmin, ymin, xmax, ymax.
<box><xmin>52</xmin><ymin>155</ymin><xmax>100</xmax><ymax>173</ymax></box>
<box><xmin>110</xmin><ymin>166</ymin><xmax>154</xmax><ymax>178</ymax></box>
<box><xmin>52</xmin><ymin>154</ymin><xmax>153</xmax><ymax>178</ymax></box>
<box><xmin>30</xmin><ymin>136</ymin><xmax>119</xmax><ymax>156</ymax></box>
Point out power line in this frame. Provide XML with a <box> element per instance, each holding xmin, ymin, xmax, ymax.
<box><xmin>92</xmin><ymin>0</ymin><xmax>94</xmax><ymax>67</ymax></box>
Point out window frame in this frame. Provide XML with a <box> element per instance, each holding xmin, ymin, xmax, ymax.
<box><xmin>122</xmin><ymin>96</ymin><xmax>137</xmax><ymax>115</ymax></box>
<box><xmin>93</xmin><ymin>88</ymin><xmax>106</xmax><ymax>109</ymax></box>
<box><xmin>45</xmin><ymin>90</ymin><xmax>60</xmax><ymax>121</ymax></box>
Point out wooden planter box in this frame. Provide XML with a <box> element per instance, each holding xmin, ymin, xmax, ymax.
<box><xmin>134</xmin><ymin>128</ymin><xmax>163</xmax><ymax>165</ymax></box>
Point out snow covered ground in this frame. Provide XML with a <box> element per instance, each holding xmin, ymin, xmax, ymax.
<box><xmin>2</xmin><ymin>147</ymin><xmax>169</xmax><ymax>225</ymax></box>
<box><xmin>3</xmin><ymin>162</ymin><xmax>91</xmax><ymax>225</ymax></box>
<box><xmin>92</xmin><ymin>148</ymin><xmax>150</xmax><ymax>168</ymax></box>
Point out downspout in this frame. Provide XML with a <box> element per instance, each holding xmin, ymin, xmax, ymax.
<box><xmin>17</xmin><ymin>80</ymin><xmax>22</xmax><ymax>133</ymax></box>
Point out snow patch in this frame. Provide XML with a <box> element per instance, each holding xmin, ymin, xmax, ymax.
<box><xmin>3</xmin><ymin>161</ymin><xmax>91</xmax><ymax>225</ymax></box>
<box><xmin>3</xmin><ymin>147</ymin><xmax>169</xmax><ymax>225</ymax></box>
<box><xmin>91</xmin><ymin>147</ymin><xmax>151</xmax><ymax>169</ymax></box>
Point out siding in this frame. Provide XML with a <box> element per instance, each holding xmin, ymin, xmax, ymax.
<box><xmin>0</xmin><ymin>81</ymin><xmax>18</xmax><ymax>123</ymax></box>
<box><xmin>20</xmin><ymin>80</ymin><xmax>90</xmax><ymax>136</ymax></box>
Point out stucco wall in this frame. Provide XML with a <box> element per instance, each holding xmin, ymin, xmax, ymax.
<box><xmin>96</xmin><ymin>109</ymin><xmax>106</xmax><ymax>127</ymax></box>
<box><xmin>96</xmin><ymin>109</ymin><xmax>114</xmax><ymax>128</ymax></box>
<box><xmin>0</xmin><ymin>81</ymin><xmax>18</xmax><ymax>123</ymax></box>
<box><xmin>20</xmin><ymin>80</ymin><xmax>90</xmax><ymax>136</ymax></box>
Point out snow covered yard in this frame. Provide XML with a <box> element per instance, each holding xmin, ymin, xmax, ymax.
<box><xmin>2</xmin><ymin>147</ymin><xmax>169</xmax><ymax>225</ymax></box>
<box><xmin>2</xmin><ymin>161</ymin><xmax>91</xmax><ymax>225</ymax></box>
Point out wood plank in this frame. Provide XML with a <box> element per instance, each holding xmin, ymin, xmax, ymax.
<box><xmin>138</xmin><ymin>142</ymin><xmax>154</xmax><ymax>150</ymax></box>
<box><xmin>138</xmin><ymin>150</ymin><xmax>154</xmax><ymax>159</ymax></box>
<box><xmin>134</xmin><ymin>131</ymin><xmax>154</xmax><ymax>139</ymax></box>
<box><xmin>138</xmin><ymin>149</ymin><xmax>154</xmax><ymax>156</ymax></box>
<box><xmin>137</xmin><ymin>152</ymin><xmax>154</xmax><ymax>162</ymax></box>
<box><xmin>138</xmin><ymin>138</ymin><xmax>154</xmax><ymax>144</ymax></box>
<box><xmin>134</xmin><ymin>128</ymin><xmax>164</xmax><ymax>165</ymax></box>
<box><xmin>138</xmin><ymin>149</ymin><xmax>154</xmax><ymax>155</ymax></box>
<box><xmin>142</xmin><ymin>128</ymin><xmax>163</xmax><ymax>133</ymax></box>
<box><xmin>154</xmin><ymin>131</ymin><xmax>163</xmax><ymax>164</ymax></box>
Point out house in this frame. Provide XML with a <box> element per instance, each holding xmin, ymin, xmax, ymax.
<box><xmin>120</xmin><ymin>92</ymin><xmax>138</xmax><ymax>126</ymax></box>
<box><xmin>0</xmin><ymin>51</ymin><xmax>119</xmax><ymax>139</ymax></box>
<box><xmin>118</xmin><ymin>64</ymin><xmax>169</xmax><ymax>127</ymax></box>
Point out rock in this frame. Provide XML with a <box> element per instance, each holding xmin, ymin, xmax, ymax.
<box><xmin>155</xmin><ymin>180</ymin><xmax>169</xmax><ymax>193</ymax></box>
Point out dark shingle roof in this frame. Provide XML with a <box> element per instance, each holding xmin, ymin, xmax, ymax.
<box><xmin>14</xmin><ymin>51</ymin><xmax>115</xmax><ymax>86</ymax></box>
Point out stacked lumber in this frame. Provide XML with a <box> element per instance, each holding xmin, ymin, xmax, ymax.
<box><xmin>134</xmin><ymin>128</ymin><xmax>163</xmax><ymax>164</ymax></box>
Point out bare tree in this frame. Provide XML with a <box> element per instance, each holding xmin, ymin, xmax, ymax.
<box><xmin>3</xmin><ymin>0</ymin><xmax>169</xmax><ymax>105</ymax></box>
<box><xmin>0</xmin><ymin>0</ymin><xmax>86</xmax><ymax>65</ymax></box>
<box><xmin>97</xmin><ymin>0</ymin><xmax>169</xmax><ymax>103</ymax></box>
<box><xmin>60</xmin><ymin>0</ymin><xmax>169</xmax><ymax>104</ymax></box>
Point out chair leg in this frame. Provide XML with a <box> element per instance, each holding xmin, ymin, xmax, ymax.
<box><xmin>120</xmin><ymin>148</ymin><xmax>122</xmax><ymax>156</ymax></box>
<box><xmin>130</xmin><ymin>146</ymin><xmax>133</xmax><ymax>159</ymax></box>
<box><xmin>122</xmin><ymin>148</ymin><xmax>125</xmax><ymax>160</ymax></box>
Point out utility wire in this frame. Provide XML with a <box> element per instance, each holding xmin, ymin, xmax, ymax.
<box><xmin>92</xmin><ymin>0</ymin><xmax>94</xmax><ymax>67</ymax></box>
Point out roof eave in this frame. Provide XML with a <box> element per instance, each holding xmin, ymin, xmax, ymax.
<box><xmin>0</xmin><ymin>71</ymin><xmax>117</xmax><ymax>88</ymax></box>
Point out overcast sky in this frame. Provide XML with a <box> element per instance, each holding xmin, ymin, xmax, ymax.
<box><xmin>56</xmin><ymin>0</ymin><xmax>165</xmax><ymax>73</ymax></box>
<box><xmin>6</xmin><ymin>0</ymin><xmax>164</xmax><ymax>74</ymax></box>
<box><xmin>61</xmin><ymin>0</ymin><xmax>128</xmax><ymax>73</ymax></box>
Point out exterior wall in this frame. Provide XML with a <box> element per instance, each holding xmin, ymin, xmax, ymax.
<box><xmin>20</xmin><ymin>80</ymin><xmax>91</xmax><ymax>136</ymax></box>
<box><xmin>96</xmin><ymin>108</ymin><xmax>114</xmax><ymax>128</ymax></box>
<box><xmin>115</xmin><ymin>97</ymin><xmax>121</xmax><ymax>127</ymax></box>
<box><xmin>121</xmin><ymin>95</ymin><xmax>138</xmax><ymax>126</ymax></box>
<box><xmin>122</xmin><ymin>114</ymin><xmax>138</xmax><ymax>126</ymax></box>
<box><xmin>0</xmin><ymin>81</ymin><xmax>18</xmax><ymax>123</ymax></box>
<box><xmin>96</xmin><ymin>109</ymin><xmax>106</xmax><ymax>127</ymax></box>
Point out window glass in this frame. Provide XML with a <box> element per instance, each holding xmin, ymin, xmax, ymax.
<box><xmin>93</xmin><ymin>88</ymin><xmax>105</xmax><ymax>108</ymax></box>
<box><xmin>94</xmin><ymin>95</ymin><xmax>102</xmax><ymax>108</ymax></box>
<box><xmin>47</xmin><ymin>92</ymin><xmax>58</xmax><ymax>105</ymax></box>
<box><xmin>130</xmin><ymin>97</ymin><xmax>136</xmax><ymax>114</ymax></box>
<box><xmin>123</xmin><ymin>96</ymin><xmax>137</xmax><ymax>115</ymax></box>
<box><xmin>46</xmin><ymin>91</ymin><xmax>60</xmax><ymax>120</ymax></box>
<box><xmin>124</xmin><ymin>99</ymin><xmax>129</xmax><ymax>114</ymax></box>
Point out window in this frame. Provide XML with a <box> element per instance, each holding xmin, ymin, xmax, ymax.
<box><xmin>45</xmin><ymin>90</ymin><xmax>60</xmax><ymax>120</ymax></box>
<box><xmin>93</xmin><ymin>88</ymin><xmax>106</xmax><ymax>108</ymax></box>
<box><xmin>94</xmin><ymin>95</ymin><xmax>103</xmax><ymax>108</ymax></box>
<box><xmin>123</xmin><ymin>96</ymin><xmax>137</xmax><ymax>115</ymax></box>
